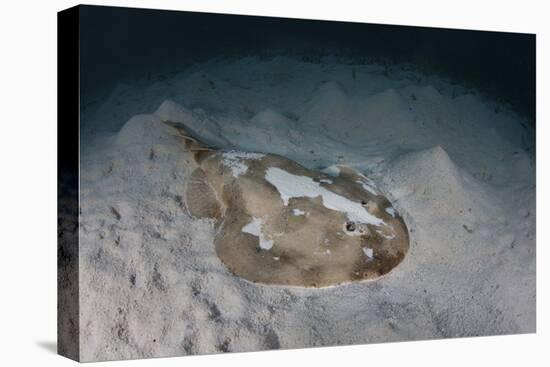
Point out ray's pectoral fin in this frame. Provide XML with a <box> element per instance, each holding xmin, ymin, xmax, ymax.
<box><xmin>186</xmin><ymin>168</ymin><xmax>223</xmax><ymax>219</ymax></box>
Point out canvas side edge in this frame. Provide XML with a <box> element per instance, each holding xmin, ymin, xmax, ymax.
<box><xmin>57</xmin><ymin>5</ymin><xmax>81</xmax><ymax>362</ymax></box>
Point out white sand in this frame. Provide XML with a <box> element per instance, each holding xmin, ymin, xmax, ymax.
<box><xmin>292</xmin><ymin>208</ymin><xmax>307</xmax><ymax>216</ymax></box>
<box><xmin>222</xmin><ymin>151</ymin><xmax>266</xmax><ymax>177</ymax></box>
<box><xmin>242</xmin><ymin>217</ymin><xmax>274</xmax><ymax>250</ymax></box>
<box><xmin>78</xmin><ymin>56</ymin><xmax>535</xmax><ymax>361</ymax></box>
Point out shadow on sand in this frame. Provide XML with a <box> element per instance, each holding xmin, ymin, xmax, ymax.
<box><xmin>36</xmin><ymin>341</ymin><xmax>57</xmax><ymax>354</ymax></box>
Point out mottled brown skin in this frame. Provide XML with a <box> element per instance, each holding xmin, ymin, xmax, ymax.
<box><xmin>170</xmin><ymin>121</ymin><xmax>409</xmax><ymax>287</ymax></box>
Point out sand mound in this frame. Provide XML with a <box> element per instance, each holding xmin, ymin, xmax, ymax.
<box><xmin>358</xmin><ymin>88</ymin><xmax>412</xmax><ymax>134</ymax></box>
<box><xmin>233</xmin><ymin>109</ymin><xmax>302</xmax><ymax>155</ymax></box>
<box><xmin>383</xmin><ymin>145</ymin><xmax>495</xmax><ymax>215</ymax></box>
<box><xmin>299</xmin><ymin>82</ymin><xmax>350</xmax><ymax>130</ymax></box>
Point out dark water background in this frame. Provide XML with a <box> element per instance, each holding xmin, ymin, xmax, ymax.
<box><xmin>78</xmin><ymin>5</ymin><xmax>535</xmax><ymax>125</ymax></box>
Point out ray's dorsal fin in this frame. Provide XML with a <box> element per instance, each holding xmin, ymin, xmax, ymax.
<box><xmin>162</xmin><ymin>120</ymin><xmax>216</xmax><ymax>151</ymax></box>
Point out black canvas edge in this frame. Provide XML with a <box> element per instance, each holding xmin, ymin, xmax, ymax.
<box><xmin>57</xmin><ymin>5</ymin><xmax>80</xmax><ymax>362</ymax></box>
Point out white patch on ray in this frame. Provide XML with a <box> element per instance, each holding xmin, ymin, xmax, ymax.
<box><xmin>376</xmin><ymin>229</ymin><xmax>395</xmax><ymax>239</ymax></box>
<box><xmin>222</xmin><ymin>151</ymin><xmax>265</xmax><ymax>177</ymax></box>
<box><xmin>355</xmin><ymin>171</ymin><xmax>379</xmax><ymax>195</ymax></box>
<box><xmin>321</xmin><ymin>165</ymin><xmax>340</xmax><ymax>177</ymax></box>
<box><xmin>265</xmin><ymin>167</ymin><xmax>385</xmax><ymax>226</ymax></box>
<box><xmin>242</xmin><ymin>217</ymin><xmax>274</xmax><ymax>250</ymax></box>
<box><xmin>292</xmin><ymin>208</ymin><xmax>306</xmax><ymax>216</ymax></box>
<box><xmin>362</xmin><ymin>247</ymin><xmax>374</xmax><ymax>259</ymax></box>
<box><xmin>357</xmin><ymin>180</ymin><xmax>378</xmax><ymax>195</ymax></box>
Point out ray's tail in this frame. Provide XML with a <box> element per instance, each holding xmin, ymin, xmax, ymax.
<box><xmin>162</xmin><ymin>120</ymin><xmax>217</xmax><ymax>162</ymax></box>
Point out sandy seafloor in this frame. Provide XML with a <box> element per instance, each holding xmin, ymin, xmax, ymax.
<box><xmin>78</xmin><ymin>56</ymin><xmax>535</xmax><ymax>361</ymax></box>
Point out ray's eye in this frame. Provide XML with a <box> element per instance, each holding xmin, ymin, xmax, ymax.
<box><xmin>361</xmin><ymin>200</ymin><xmax>367</xmax><ymax>206</ymax></box>
<box><xmin>346</xmin><ymin>222</ymin><xmax>356</xmax><ymax>232</ymax></box>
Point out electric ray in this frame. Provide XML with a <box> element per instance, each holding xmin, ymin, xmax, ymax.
<box><xmin>167</xmin><ymin>121</ymin><xmax>409</xmax><ymax>287</ymax></box>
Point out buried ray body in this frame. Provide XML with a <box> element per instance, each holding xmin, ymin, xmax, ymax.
<box><xmin>169</xmin><ymin>121</ymin><xmax>409</xmax><ymax>287</ymax></box>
